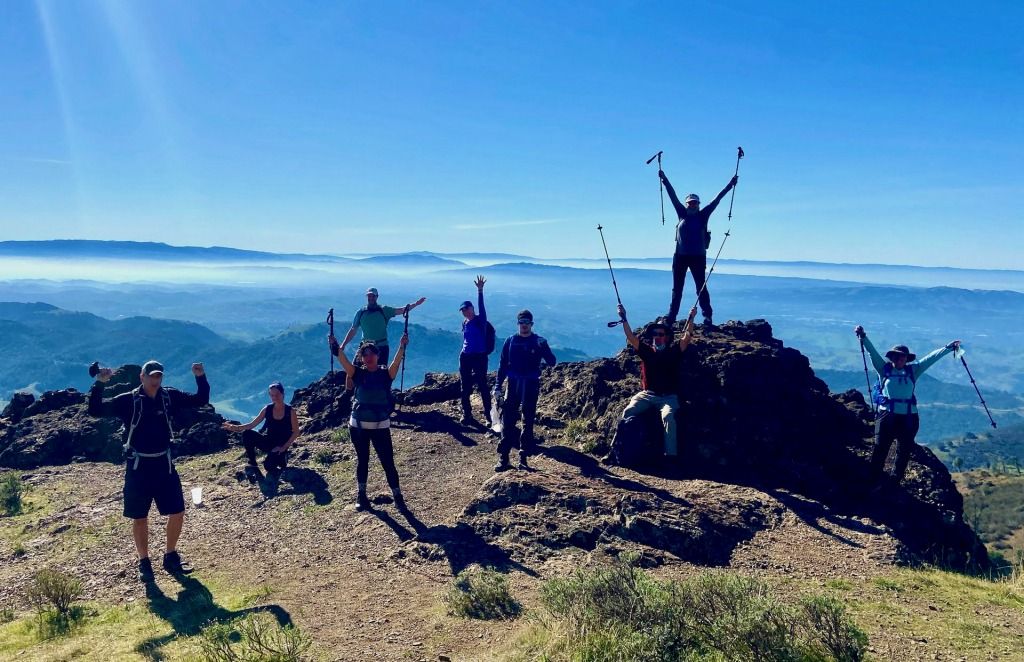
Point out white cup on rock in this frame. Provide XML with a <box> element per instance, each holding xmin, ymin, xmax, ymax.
<box><xmin>191</xmin><ymin>487</ymin><xmax>203</xmax><ymax>506</ymax></box>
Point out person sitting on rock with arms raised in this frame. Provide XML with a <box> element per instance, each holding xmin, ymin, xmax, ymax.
<box><xmin>88</xmin><ymin>360</ymin><xmax>210</xmax><ymax>582</ymax></box>
<box><xmin>603</xmin><ymin>305</ymin><xmax>698</xmax><ymax>466</ymax></box>
<box><xmin>328</xmin><ymin>332</ymin><xmax>409</xmax><ymax>511</ymax></box>
<box><xmin>855</xmin><ymin>325</ymin><xmax>961</xmax><ymax>486</ymax></box>
<box><xmin>494</xmin><ymin>309</ymin><xmax>557</xmax><ymax>472</ymax></box>
<box><xmin>222</xmin><ymin>381</ymin><xmax>299</xmax><ymax>481</ymax></box>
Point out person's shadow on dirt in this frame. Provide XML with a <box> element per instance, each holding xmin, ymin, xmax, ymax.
<box><xmin>255</xmin><ymin>467</ymin><xmax>333</xmax><ymax>505</ymax></box>
<box><xmin>135</xmin><ymin>573</ymin><xmax>292</xmax><ymax>661</ymax></box>
<box><xmin>367</xmin><ymin>500</ymin><xmax>539</xmax><ymax>578</ymax></box>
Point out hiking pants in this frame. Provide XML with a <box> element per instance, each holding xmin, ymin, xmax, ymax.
<box><xmin>242</xmin><ymin>429</ymin><xmax>288</xmax><ymax>472</ymax></box>
<box><xmin>667</xmin><ymin>253</ymin><xmax>712</xmax><ymax>322</ymax></box>
<box><xmin>870</xmin><ymin>412</ymin><xmax>920</xmax><ymax>483</ymax></box>
<box><xmin>499</xmin><ymin>377</ymin><xmax>540</xmax><ymax>458</ymax></box>
<box><xmin>351</xmin><ymin>426</ymin><xmax>401</xmax><ymax>492</ymax></box>
<box><xmin>459</xmin><ymin>352</ymin><xmax>492</xmax><ymax>421</ymax></box>
<box><xmin>622</xmin><ymin>391</ymin><xmax>679</xmax><ymax>456</ymax></box>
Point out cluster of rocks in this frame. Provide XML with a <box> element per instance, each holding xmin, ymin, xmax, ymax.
<box><xmin>0</xmin><ymin>365</ymin><xmax>228</xmax><ymax>469</ymax></box>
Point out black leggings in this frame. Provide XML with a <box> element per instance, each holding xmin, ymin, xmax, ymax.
<box><xmin>242</xmin><ymin>429</ymin><xmax>288</xmax><ymax>471</ymax></box>
<box><xmin>870</xmin><ymin>412</ymin><xmax>920</xmax><ymax>483</ymax></box>
<box><xmin>667</xmin><ymin>253</ymin><xmax>712</xmax><ymax>321</ymax></box>
<box><xmin>459</xmin><ymin>352</ymin><xmax>492</xmax><ymax>420</ymax></box>
<box><xmin>351</xmin><ymin>426</ymin><xmax>401</xmax><ymax>491</ymax></box>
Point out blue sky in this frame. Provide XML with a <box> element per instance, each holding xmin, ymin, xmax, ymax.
<box><xmin>1</xmin><ymin>1</ymin><xmax>1021</xmax><ymax>268</ymax></box>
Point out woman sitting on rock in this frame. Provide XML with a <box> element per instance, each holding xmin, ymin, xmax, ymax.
<box><xmin>222</xmin><ymin>382</ymin><xmax>299</xmax><ymax>478</ymax></box>
<box><xmin>328</xmin><ymin>332</ymin><xmax>408</xmax><ymax>511</ymax></box>
<box><xmin>855</xmin><ymin>325</ymin><xmax>960</xmax><ymax>485</ymax></box>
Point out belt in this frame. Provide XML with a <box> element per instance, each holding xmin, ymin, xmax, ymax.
<box><xmin>128</xmin><ymin>449</ymin><xmax>173</xmax><ymax>474</ymax></box>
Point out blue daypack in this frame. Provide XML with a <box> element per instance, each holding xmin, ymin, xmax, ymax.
<box><xmin>872</xmin><ymin>363</ymin><xmax>916</xmax><ymax>409</ymax></box>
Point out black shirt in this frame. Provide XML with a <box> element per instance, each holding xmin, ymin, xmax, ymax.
<box><xmin>88</xmin><ymin>375</ymin><xmax>210</xmax><ymax>454</ymax></box>
<box><xmin>636</xmin><ymin>342</ymin><xmax>683</xmax><ymax>395</ymax></box>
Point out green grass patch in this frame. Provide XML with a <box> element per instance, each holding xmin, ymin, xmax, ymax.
<box><xmin>330</xmin><ymin>428</ymin><xmax>351</xmax><ymax>444</ymax></box>
<box><xmin>443</xmin><ymin>567</ymin><xmax>521</xmax><ymax>620</ymax></box>
<box><xmin>521</xmin><ymin>556</ymin><xmax>868</xmax><ymax>661</ymax></box>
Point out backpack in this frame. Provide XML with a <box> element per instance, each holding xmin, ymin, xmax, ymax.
<box><xmin>872</xmin><ymin>363</ymin><xmax>916</xmax><ymax>409</ymax></box>
<box><xmin>123</xmin><ymin>387</ymin><xmax>175</xmax><ymax>452</ymax></box>
<box><xmin>354</xmin><ymin>306</ymin><xmax>388</xmax><ymax>329</ymax></box>
<box><xmin>484</xmin><ymin>320</ymin><xmax>497</xmax><ymax>355</ymax></box>
<box><xmin>705</xmin><ymin>229</ymin><xmax>712</xmax><ymax>250</ymax></box>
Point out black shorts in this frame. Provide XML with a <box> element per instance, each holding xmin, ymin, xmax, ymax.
<box><xmin>123</xmin><ymin>460</ymin><xmax>185</xmax><ymax>519</ymax></box>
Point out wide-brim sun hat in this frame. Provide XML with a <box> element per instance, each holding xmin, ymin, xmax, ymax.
<box><xmin>885</xmin><ymin>345</ymin><xmax>916</xmax><ymax>362</ymax></box>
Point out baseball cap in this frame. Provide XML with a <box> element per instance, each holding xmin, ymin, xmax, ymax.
<box><xmin>684</xmin><ymin>193</ymin><xmax>700</xmax><ymax>204</ymax></box>
<box><xmin>142</xmin><ymin>360</ymin><xmax>164</xmax><ymax>376</ymax></box>
<box><xmin>458</xmin><ymin>300</ymin><xmax>473</xmax><ymax>311</ymax></box>
<box><xmin>366</xmin><ymin>287</ymin><xmax>379</xmax><ymax>296</ymax></box>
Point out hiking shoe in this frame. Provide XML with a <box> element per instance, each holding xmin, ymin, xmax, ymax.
<box><xmin>392</xmin><ymin>492</ymin><xmax>407</xmax><ymax>510</ymax></box>
<box><xmin>702</xmin><ymin>316</ymin><xmax>714</xmax><ymax>327</ymax></box>
<box><xmin>600</xmin><ymin>453</ymin><xmax>619</xmax><ymax>466</ymax></box>
<box><xmin>460</xmin><ymin>415</ymin><xmax>478</xmax><ymax>427</ymax></box>
<box><xmin>518</xmin><ymin>454</ymin><xmax>530</xmax><ymax>470</ymax></box>
<box><xmin>355</xmin><ymin>493</ymin><xmax>371</xmax><ymax>511</ymax></box>
<box><xmin>494</xmin><ymin>456</ymin><xmax>512</xmax><ymax>472</ymax></box>
<box><xmin>162</xmin><ymin>551</ymin><xmax>190</xmax><ymax>575</ymax></box>
<box><xmin>138</xmin><ymin>557</ymin><xmax>155</xmax><ymax>582</ymax></box>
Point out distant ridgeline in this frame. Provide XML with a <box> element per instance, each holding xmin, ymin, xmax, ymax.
<box><xmin>0</xmin><ymin>302</ymin><xmax>587</xmax><ymax>419</ymax></box>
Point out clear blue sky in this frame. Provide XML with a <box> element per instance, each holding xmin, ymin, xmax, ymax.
<box><xmin>1</xmin><ymin>1</ymin><xmax>1021</xmax><ymax>268</ymax></box>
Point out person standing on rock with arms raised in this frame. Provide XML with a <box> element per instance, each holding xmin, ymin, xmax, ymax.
<box><xmin>494</xmin><ymin>309</ymin><xmax>557</xmax><ymax>472</ymax></box>
<box><xmin>340</xmin><ymin>288</ymin><xmax>426</xmax><ymax>369</ymax></box>
<box><xmin>603</xmin><ymin>305</ymin><xmax>699</xmax><ymax>466</ymax></box>
<box><xmin>458</xmin><ymin>275</ymin><xmax>495</xmax><ymax>428</ymax></box>
<box><xmin>329</xmin><ymin>332</ymin><xmax>409</xmax><ymax>511</ymax></box>
<box><xmin>87</xmin><ymin>360</ymin><xmax>210</xmax><ymax>582</ymax></box>
<box><xmin>660</xmin><ymin>168</ymin><xmax>737</xmax><ymax>327</ymax></box>
<box><xmin>855</xmin><ymin>325</ymin><xmax>961</xmax><ymax>485</ymax></box>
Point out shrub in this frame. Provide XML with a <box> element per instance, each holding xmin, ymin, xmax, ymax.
<box><xmin>313</xmin><ymin>448</ymin><xmax>334</xmax><ymax>465</ymax></box>
<box><xmin>198</xmin><ymin>612</ymin><xmax>312</xmax><ymax>662</ymax></box>
<box><xmin>561</xmin><ymin>419</ymin><xmax>591</xmax><ymax>452</ymax></box>
<box><xmin>330</xmin><ymin>428</ymin><xmax>351</xmax><ymax>444</ymax></box>
<box><xmin>24</xmin><ymin>568</ymin><xmax>85</xmax><ymax>639</ymax></box>
<box><xmin>443</xmin><ymin>567</ymin><xmax>521</xmax><ymax>620</ymax></box>
<box><xmin>537</xmin><ymin>556</ymin><xmax>868</xmax><ymax>661</ymax></box>
<box><xmin>0</xmin><ymin>607</ymin><xmax>14</xmax><ymax>624</ymax></box>
<box><xmin>1</xmin><ymin>472</ymin><xmax>23</xmax><ymax>516</ymax></box>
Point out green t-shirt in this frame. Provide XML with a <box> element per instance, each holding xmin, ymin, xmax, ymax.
<box><xmin>353</xmin><ymin>305</ymin><xmax>397</xmax><ymax>345</ymax></box>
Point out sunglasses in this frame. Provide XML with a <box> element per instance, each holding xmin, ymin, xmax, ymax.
<box><xmin>652</xmin><ymin>332</ymin><xmax>667</xmax><ymax>337</ymax></box>
<box><xmin>518</xmin><ymin>320</ymin><xmax>533</xmax><ymax>325</ymax></box>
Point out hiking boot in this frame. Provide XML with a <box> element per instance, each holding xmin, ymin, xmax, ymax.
<box><xmin>600</xmin><ymin>452</ymin><xmax>619</xmax><ymax>467</ymax></box>
<box><xmin>517</xmin><ymin>453</ymin><xmax>530</xmax><ymax>470</ymax></box>
<box><xmin>460</xmin><ymin>415</ymin><xmax>479</xmax><ymax>428</ymax></box>
<box><xmin>702</xmin><ymin>316</ymin><xmax>714</xmax><ymax>327</ymax></box>
<box><xmin>494</xmin><ymin>456</ymin><xmax>512</xmax><ymax>472</ymax></box>
<box><xmin>162</xmin><ymin>550</ymin><xmax>191</xmax><ymax>575</ymax></box>
<box><xmin>138</xmin><ymin>557</ymin><xmax>155</xmax><ymax>583</ymax></box>
<box><xmin>355</xmin><ymin>493</ymin><xmax>371</xmax><ymax>511</ymax></box>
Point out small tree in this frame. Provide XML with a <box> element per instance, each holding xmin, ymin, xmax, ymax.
<box><xmin>1</xmin><ymin>472</ymin><xmax>23</xmax><ymax>516</ymax></box>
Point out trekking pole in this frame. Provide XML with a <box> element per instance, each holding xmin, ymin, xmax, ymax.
<box><xmin>957</xmin><ymin>350</ymin><xmax>997</xmax><ymax>429</ymax></box>
<box><xmin>693</xmin><ymin>146</ymin><xmax>744</xmax><ymax>309</ymax></box>
<box><xmin>397</xmin><ymin>310</ymin><xmax>410</xmax><ymax>414</ymax></box>
<box><xmin>326</xmin><ymin>308</ymin><xmax>335</xmax><ymax>375</ymax></box>
<box><xmin>646</xmin><ymin>151</ymin><xmax>665</xmax><ymax>225</ymax></box>
<box><xmin>858</xmin><ymin>337</ymin><xmax>876</xmax><ymax>418</ymax></box>
<box><xmin>597</xmin><ymin>225</ymin><xmax>626</xmax><ymax>327</ymax></box>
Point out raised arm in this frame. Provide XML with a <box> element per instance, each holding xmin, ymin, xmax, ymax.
<box><xmin>659</xmin><ymin>170</ymin><xmax>686</xmax><ymax>218</ymax></box>
<box><xmin>395</xmin><ymin>297</ymin><xmax>427</xmax><ymax>316</ymax></box>
<box><xmin>678</xmin><ymin>306</ymin><xmax>699</xmax><ymax>351</ymax></box>
<box><xmin>476</xmin><ymin>276</ymin><xmax>486</xmax><ymax>322</ymax></box>
<box><xmin>855</xmin><ymin>327</ymin><xmax>887</xmax><ymax>374</ymax></box>
<box><xmin>87</xmin><ymin>370</ymin><xmax>131</xmax><ymax>420</ymax></box>
<box><xmin>388</xmin><ymin>333</ymin><xmax>408</xmax><ymax>380</ymax></box>
<box><xmin>912</xmin><ymin>341</ymin><xmax>958</xmax><ymax>379</ymax></box>
<box><xmin>329</xmin><ymin>334</ymin><xmax>357</xmax><ymax>377</ymax></box>
<box><xmin>618</xmin><ymin>304</ymin><xmax>639</xmax><ymax>349</ymax></box>
<box><xmin>703</xmin><ymin>175</ymin><xmax>737</xmax><ymax>216</ymax></box>
<box><xmin>169</xmin><ymin>364</ymin><xmax>210</xmax><ymax>409</ymax></box>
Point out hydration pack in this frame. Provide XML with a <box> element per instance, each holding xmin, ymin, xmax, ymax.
<box><xmin>872</xmin><ymin>363</ymin><xmax>916</xmax><ymax>409</ymax></box>
<box><xmin>484</xmin><ymin>320</ymin><xmax>497</xmax><ymax>355</ymax></box>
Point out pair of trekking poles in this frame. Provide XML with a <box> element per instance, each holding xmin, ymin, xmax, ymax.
<box><xmin>600</xmin><ymin>147</ymin><xmax>744</xmax><ymax>328</ymax></box>
<box><xmin>857</xmin><ymin>337</ymin><xmax>996</xmax><ymax>428</ymax></box>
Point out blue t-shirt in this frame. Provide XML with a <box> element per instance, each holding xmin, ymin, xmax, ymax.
<box><xmin>461</xmin><ymin>290</ymin><xmax>488</xmax><ymax>354</ymax></box>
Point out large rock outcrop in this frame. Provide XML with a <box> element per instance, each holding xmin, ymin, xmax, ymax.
<box><xmin>0</xmin><ymin>365</ymin><xmax>229</xmax><ymax>468</ymax></box>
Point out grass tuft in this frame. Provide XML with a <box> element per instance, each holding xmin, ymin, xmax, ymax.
<box><xmin>197</xmin><ymin>612</ymin><xmax>312</xmax><ymax>662</ymax></box>
<box><xmin>443</xmin><ymin>567</ymin><xmax>521</xmax><ymax>620</ymax></box>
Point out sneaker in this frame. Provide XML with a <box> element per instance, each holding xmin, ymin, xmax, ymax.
<box><xmin>162</xmin><ymin>550</ymin><xmax>190</xmax><ymax>575</ymax></box>
<box><xmin>355</xmin><ymin>493</ymin><xmax>371</xmax><ymax>511</ymax></box>
<box><xmin>460</xmin><ymin>415</ymin><xmax>478</xmax><ymax>427</ymax></box>
<box><xmin>494</xmin><ymin>456</ymin><xmax>512</xmax><ymax>472</ymax></box>
<box><xmin>138</xmin><ymin>557</ymin><xmax>155</xmax><ymax>582</ymax></box>
<box><xmin>518</xmin><ymin>454</ymin><xmax>530</xmax><ymax>470</ymax></box>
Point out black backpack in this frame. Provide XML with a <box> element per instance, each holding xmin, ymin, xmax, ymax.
<box><xmin>484</xmin><ymin>321</ymin><xmax>497</xmax><ymax>355</ymax></box>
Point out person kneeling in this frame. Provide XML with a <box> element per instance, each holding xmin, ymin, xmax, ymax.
<box><xmin>222</xmin><ymin>381</ymin><xmax>299</xmax><ymax>479</ymax></box>
<box><xmin>604</xmin><ymin>305</ymin><xmax>698</xmax><ymax>466</ymax></box>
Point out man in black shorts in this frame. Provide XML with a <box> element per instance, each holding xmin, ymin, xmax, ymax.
<box><xmin>88</xmin><ymin>360</ymin><xmax>210</xmax><ymax>582</ymax></box>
